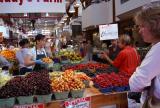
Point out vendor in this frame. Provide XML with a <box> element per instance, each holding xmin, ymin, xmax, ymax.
<box><xmin>0</xmin><ymin>34</ymin><xmax>11</xmax><ymax>68</ymax></box>
<box><xmin>31</xmin><ymin>34</ymin><xmax>47</xmax><ymax>71</ymax></box>
<box><xmin>100</xmin><ymin>34</ymin><xmax>140</xmax><ymax>75</ymax></box>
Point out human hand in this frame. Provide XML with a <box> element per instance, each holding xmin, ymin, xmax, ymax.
<box><xmin>35</xmin><ymin>60</ymin><xmax>45</xmax><ymax>64</ymax></box>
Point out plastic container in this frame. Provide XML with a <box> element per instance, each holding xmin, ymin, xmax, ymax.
<box><xmin>61</xmin><ymin>60</ymin><xmax>70</xmax><ymax>64</ymax></box>
<box><xmin>99</xmin><ymin>87</ymin><xmax>113</xmax><ymax>93</ymax></box>
<box><xmin>125</xmin><ymin>85</ymin><xmax>130</xmax><ymax>91</ymax></box>
<box><xmin>54</xmin><ymin>91</ymin><xmax>69</xmax><ymax>100</ymax></box>
<box><xmin>17</xmin><ymin>96</ymin><xmax>33</xmax><ymax>105</ymax></box>
<box><xmin>70</xmin><ymin>89</ymin><xmax>84</xmax><ymax>98</ymax></box>
<box><xmin>0</xmin><ymin>97</ymin><xmax>15</xmax><ymax>107</ymax></box>
<box><xmin>53</xmin><ymin>63</ymin><xmax>61</xmax><ymax>71</ymax></box>
<box><xmin>36</xmin><ymin>94</ymin><xmax>52</xmax><ymax>103</ymax></box>
<box><xmin>113</xmin><ymin>86</ymin><xmax>125</xmax><ymax>92</ymax></box>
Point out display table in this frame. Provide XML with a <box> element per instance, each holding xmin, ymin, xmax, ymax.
<box><xmin>45</xmin><ymin>87</ymin><xmax>128</xmax><ymax>108</ymax></box>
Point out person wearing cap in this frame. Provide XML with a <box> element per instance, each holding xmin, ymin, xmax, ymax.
<box><xmin>31</xmin><ymin>34</ymin><xmax>47</xmax><ymax>71</ymax></box>
<box><xmin>0</xmin><ymin>34</ymin><xmax>11</xmax><ymax>68</ymax></box>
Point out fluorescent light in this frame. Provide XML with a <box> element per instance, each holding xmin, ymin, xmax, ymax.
<box><xmin>46</xmin><ymin>13</ymin><xmax>49</xmax><ymax>17</ymax></box>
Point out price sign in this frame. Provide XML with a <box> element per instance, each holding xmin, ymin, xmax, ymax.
<box><xmin>65</xmin><ymin>97</ymin><xmax>91</xmax><ymax>108</ymax></box>
<box><xmin>13</xmin><ymin>103</ymin><xmax>44</xmax><ymax>108</ymax></box>
<box><xmin>99</xmin><ymin>24</ymin><xmax>118</xmax><ymax>40</ymax></box>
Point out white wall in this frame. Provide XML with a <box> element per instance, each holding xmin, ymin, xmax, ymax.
<box><xmin>115</xmin><ymin>0</ymin><xmax>151</xmax><ymax>17</ymax></box>
<box><xmin>82</xmin><ymin>0</ymin><xmax>113</xmax><ymax>29</ymax></box>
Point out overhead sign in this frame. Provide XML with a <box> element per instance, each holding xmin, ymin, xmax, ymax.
<box><xmin>13</xmin><ymin>103</ymin><xmax>44</xmax><ymax>108</ymax></box>
<box><xmin>65</xmin><ymin>97</ymin><xmax>91</xmax><ymax>108</ymax></box>
<box><xmin>0</xmin><ymin>0</ymin><xmax>65</xmax><ymax>13</ymax></box>
<box><xmin>99</xmin><ymin>24</ymin><xmax>118</xmax><ymax>40</ymax></box>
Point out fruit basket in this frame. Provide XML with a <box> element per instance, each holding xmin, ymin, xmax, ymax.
<box><xmin>54</xmin><ymin>91</ymin><xmax>69</xmax><ymax>100</ymax></box>
<box><xmin>70</xmin><ymin>89</ymin><xmax>84</xmax><ymax>98</ymax></box>
<box><xmin>0</xmin><ymin>97</ymin><xmax>15</xmax><ymax>107</ymax></box>
<box><xmin>99</xmin><ymin>87</ymin><xmax>113</xmax><ymax>93</ymax></box>
<box><xmin>17</xmin><ymin>96</ymin><xmax>33</xmax><ymax>105</ymax></box>
<box><xmin>36</xmin><ymin>94</ymin><xmax>52</xmax><ymax>103</ymax></box>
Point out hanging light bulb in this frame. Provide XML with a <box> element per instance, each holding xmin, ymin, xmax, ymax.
<box><xmin>46</xmin><ymin>13</ymin><xmax>49</xmax><ymax>17</ymax></box>
<box><xmin>24</xmin><ymin>13</ymin><xmax>28</xmax><ymax>17</ymax></box>
<box><xmin>69</xmin><ymin>5</ymin><xmax>75</xmax><ymax>13</ymax></box>
<box><xmin>74</xmin><ymin>0</ymin><xmax>81</xmax><ymax>7</ymax></box>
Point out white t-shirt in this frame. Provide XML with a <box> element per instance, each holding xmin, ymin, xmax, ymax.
<box><xmin>31</xmin><ymin>47</ymin><xmax>47</xmax><ymax>60</ymax></box>
<box><xmin>16</xmin><ymin>48</ymin><xmax>33</xmax><ymax>69</ymax></box>
<box><xmin>129</xmin><ymin>42</ymin><xmax>160</xmax><ymax>103</ymax></box>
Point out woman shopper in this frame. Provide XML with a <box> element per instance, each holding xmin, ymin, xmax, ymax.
<box><xmin>0</xmin><ymin>34</ymin><xmax>11</xmax><ymax>68</ymax></box>
<box><xmin>31</xmin><ymin>34</ymin><xmax>47</xmax><ymax>71</ymax></box>
<box><xmin>129</xmin><ymin>1</ymin><xmax>160</xmax><ymax>107</ymax></box>
<box><xmin>100</xmin><ymin>34</ymin><xmax>140</xmax><ymax>75</ymax></box>
<box><xmin>16</xmin><ymin>39</ymin><xmax>44</xmax><ymax>75</ymax></box>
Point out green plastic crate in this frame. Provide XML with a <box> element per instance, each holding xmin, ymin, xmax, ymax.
<box><xmin>36</xmin><ymin>94</ymin><xmax>52</xmax><ymax>103</ymax></box>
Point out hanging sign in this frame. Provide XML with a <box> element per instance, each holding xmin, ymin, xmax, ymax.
<box><xmin>99</xmin><ymin>24</ymin><xmax>118</xmax><ymax>40</ymax></box>
<box><xmin>65</xmin><ymin>97</ymin><xmax>91</xmax><ymax>108</ymax></box>
<box><xmin>0</xmin><ymin>0</ymin><xmax>65</xmax><ymax>13</ymax></box>
<box><xmin>13</xmin><ymin>103</ymin><xmax>44</xmax><ymax>108</ymax></box>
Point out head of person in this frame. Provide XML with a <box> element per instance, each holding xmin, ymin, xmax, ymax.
<box><xmin>35</xmin><ymin>34</ymin><xmax>45</xmax><ymax>48</ymax></box>
<box><xmin>135</xmin><ymin>1</ymin><xmax>160</xmax><ymax>44</ymax></box>
<box><xmin>19</xmin><ymin>39</ymin><xmax>30</xmax><ymax>48</ymax></box>
<box><xmin>118</xmin><ymin>34</ymin><xmax>131</xmax><ymax>49</ymax></box>
<box><xmin>111</xmin><ymin>39</ymin><xmax>118</xmax><ymax>46</ymax></box>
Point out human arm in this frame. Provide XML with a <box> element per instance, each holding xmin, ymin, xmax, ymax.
<box><xmin>129</xmin><ymin>48</ymin><xmax>160</xmax><ymax>92</ymax></box>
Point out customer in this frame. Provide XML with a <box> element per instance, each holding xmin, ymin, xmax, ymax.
<box><xmin>129</xmin><ymin>1</ymin><xmax>160</xmax><ymax>106</ymax></box>
<box><xmin>100</xmin><ymin>34</ymin><xmax>140</xmax><ymax>75</ymax></box>
<box><xmin>86</xmin><ymin>40</ymin><xmax>93</xmax><ymax>61</ymax></box>
<box><xmin>108</xmin><ymin>39</ymin><xmax>121</xmax><ymax>60</ymax></box>
<box><xmin>16</xmin><ymin>39</ymin><xmax>44</xmax><ymax>75</ymax></box>
<box><xmin>0</xmin><ymin>34</ymin><xmax>10</xmax><ymax>68</ymax></box>
<box><xmin>31</xmin><ymin>34</ymin><xmax>47</xmax><ymax>71</ymax></box>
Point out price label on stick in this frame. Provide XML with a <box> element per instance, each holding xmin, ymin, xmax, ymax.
<box><xmin>65</xmin><ymin>97</ymin><xmax>91</xmax><ymax>108</ymax></box>
<box><xmin>13</xmin><ymin>103</ymin><xmax>44</xmax><ymax>108</ymax></box>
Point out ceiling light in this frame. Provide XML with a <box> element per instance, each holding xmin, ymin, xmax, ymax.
<box><xmin>69</xmin><ymin>5</ymin><xmax>75</xmax><ymax>13</ymax></box>
<box><xmin>74</xmin><ymin>0</ymin><xmax>81</xmax><ymax>7</ymax></box>
<box><xmin>24</xmin><ymin>13</ymin><xmax>28</xmax><ymax>16</ymax></box>
<box><xmin>46</xmin><ymin>13</ymin><xmax>49</xmax><ymax>17</ymax></box>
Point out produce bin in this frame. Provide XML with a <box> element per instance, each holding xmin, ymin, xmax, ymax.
<box><xmin>36</xmin><ymin>94</ymin><xmax>52</xmax><ymax>103</ymax></box>
<box><xmin>99</xmin><ymin>87</ymin><xmax>113</xmax><ymax>93</ymax></box>
<box><xmin>17</xmin><ymin>96</ymin><xmax>33</xmax><ymax>105</ymax></box>
<box><xmin>54</xmin><ymin>91</ymin><xmax>69</xmax><ymax>100</ymax></box>
<box><xmin>70</xmin><ymin>89</ymin><xmax>84</xmax><ymax>98</ymax></box>
<box><xmin>113</xmin><ymin>86</ymin><xmax>126</xmax><ymax>92</ymax></box>
<box><xmin>0</xmin><ymin>97</ymin><xmax>15</xmax><ymax>107</ymax></box>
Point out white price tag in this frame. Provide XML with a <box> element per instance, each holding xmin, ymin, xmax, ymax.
<box><xmin>65</xmin><ymin>97</ymin><xmax>91</xmax><ymax>108</ymax></box>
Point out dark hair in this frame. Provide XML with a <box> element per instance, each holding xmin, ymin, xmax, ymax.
<box><xmin>19</xmin><ymin>39</ymin><xmax>29</xmax><ymax>47</ymax></box>
<box><xmin>35</xmin><ymin>34</ymin><xmax>45</xmax><ymax>41</ymax></box>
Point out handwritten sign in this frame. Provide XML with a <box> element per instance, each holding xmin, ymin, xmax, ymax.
<box><xmin>13</xmin><ymin>103</ymin><xmax>44</xmax><ymax>108</ymax></box>
<box><xmin>0</xmin><ymin>0</ymin><xmax>65</xmax><ymax>13</ymax></box>
<box><xmin>65</xmin><ymin>97</ymin><xmax>91</xmax><ymax>108</ymax></box>
<box><xmin>99</xmin><ymin>24</ymin><xmax>118</xmax><ymax>40</ymax></box>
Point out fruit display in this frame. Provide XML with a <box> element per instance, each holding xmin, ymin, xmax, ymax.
<box><xmin>0</xmin><ymin>74</ymin><xmax>11</xmax><ymax>88</ymax></box>
<box><xmin>0</xmin><ymin>70</ymin><xmax>52</xmax><ymax>99</ymax></box>
<box><xmin>42</xmin><ymin>57</ymin><xmax>53</xmax><ymax>64</ymax></box>
<box><xmin>0</xmin><ymin>50</ymin><xmax>16</xmax><ymax>62</ymax></box>
<box><xmin>68</xmin><ymin>53</ymin><xmax>83</xmax><ymax>63</ymax></box>
<box><xmin>49</xmin><ymin>71</ymin><xmax>63</xmax><ymax>79</ymax></box>
<box><xmin>51</xmin><ymin>70</ymin><xmax>85</xmax><ymax>93</ymax></box>
<box><xmin>75</xmin><ymin>73</ymin><xmax>91</xmax><ymax>81</ymax></box>
<box><xmin>92</xmin><ymin>72</ymin><xmax>130</xmax><ymax>88</ymax></box>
